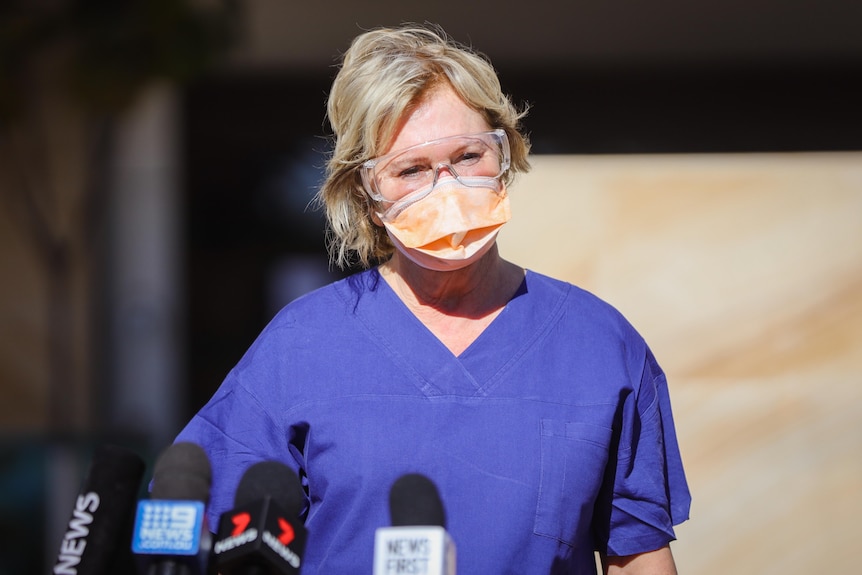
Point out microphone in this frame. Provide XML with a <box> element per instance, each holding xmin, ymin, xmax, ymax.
<box><xmin>211</xmin><ymin>460</ymin><xmax>308</xmax><ymax>575</ymax></box>
<box><xmin>52</xmin><ymin>444</ymin><xmax>146</xmax><ymax>575</ymax></box>
<box><xmin>373</xmin><ymin>473</ymin><xmax>456</xmax><ymax>575</ymax></box>
<box><xmin>131</xmin><ymin>442</ymin><xmax>213</xmax><ymax>575</ymax></box>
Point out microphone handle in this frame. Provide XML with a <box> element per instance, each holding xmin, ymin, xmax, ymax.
<box><xmin>148</xmin><ymin>561</ymin><xmax>191</xmax><ymax>575</ymax></box>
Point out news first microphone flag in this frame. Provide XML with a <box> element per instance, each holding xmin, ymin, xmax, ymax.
<box><xmin>374</xmin><ymin>473</ymin><xmax>456</xmax><ymax>575</ymax></box>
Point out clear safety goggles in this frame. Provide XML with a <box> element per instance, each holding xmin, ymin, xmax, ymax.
<box><xmin>360</xmin><ymin>129</ymin><xmax>510</xmax><ymax>215</ymax></box>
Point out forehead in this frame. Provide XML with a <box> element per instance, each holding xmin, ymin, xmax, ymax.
<box><xmin>383</xmin><ymin>85</ymin><xmax>489</xmax><ymax>156</ymax></box>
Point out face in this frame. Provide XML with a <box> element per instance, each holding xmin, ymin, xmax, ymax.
<box><xmin>367</xmin><ymin>83</ymin><xmax>512</xmax><ymax>271</ymax></box>
<box><xmin>365</xmin><ymin>84</ymin><xmax>501</xmax><ymax>220</ymax></box>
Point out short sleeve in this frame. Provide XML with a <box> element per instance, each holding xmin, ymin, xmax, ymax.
<box><xmin>596</xmin><ymin>348</ymin><xmax>692</xmax><ymax>557</ymax></box>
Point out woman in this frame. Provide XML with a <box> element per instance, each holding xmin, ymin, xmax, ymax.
<box><xmin>175</xmin><ymin>24</ymin><xmax>690</xmax><ymax>574</ymax></box>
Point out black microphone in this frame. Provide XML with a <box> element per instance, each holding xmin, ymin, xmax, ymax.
<box><xmin>211</xmin><ymin>460</ymin><xmax>308</xmax><ymax>575</ymax></box>
<box><xmin>131</xmin><ymin>442</ymin><xmax>213</xmax><ymax>575</ymax></box>
<box><xmin>373</xmin><ymin>473</ymin><xmax>456</xmax><ymax>575</ymax></box>
<box><xmin>52</xmin><ymin>444</ymin><xmax>146</xmax><ymax>575</ymax></box>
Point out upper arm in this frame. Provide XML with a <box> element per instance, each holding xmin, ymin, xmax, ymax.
<box><xmin>601</xmin><ymin>545</ymin><xmax>678</xmax><ymax>575</ymax></box>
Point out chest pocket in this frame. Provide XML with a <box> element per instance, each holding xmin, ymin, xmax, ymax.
<box><xmin>534</xmin><ymin>418</ymin><xmax>613</xmax><ymax>548</ymax></box>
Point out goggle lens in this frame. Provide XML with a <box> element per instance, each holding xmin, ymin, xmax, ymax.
<box><xmin>361</xmin><ymin>129</ymin><xmax>510</xmax><ymax>204</ymax></box>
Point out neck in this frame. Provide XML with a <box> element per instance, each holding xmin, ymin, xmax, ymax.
<box><xmin>379</xmin><ymin>244</ymin><xmax>524</xmax><ymax>319</ymax></box>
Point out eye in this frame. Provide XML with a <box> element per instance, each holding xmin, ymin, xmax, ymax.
<box><xmin>397</xmin><ymin>164</ymin><xmax>428</xmax><ymax>179</ymax></box>
<box><xmin>453</xmin><ymin>151</ymin><xmax>483</xmax><ymax>166</ymax></box>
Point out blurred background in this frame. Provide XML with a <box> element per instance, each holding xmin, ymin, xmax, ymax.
<box><xmin>1</xmin><ymin>1</ymin><xmax>860</xmax><ymax>573</ymax></box>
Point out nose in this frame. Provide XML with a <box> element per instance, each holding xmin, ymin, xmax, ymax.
<box><xmin>431</xmin><ymin>163</ymin><xmax>461</xmax><ymax>188</ymax></box>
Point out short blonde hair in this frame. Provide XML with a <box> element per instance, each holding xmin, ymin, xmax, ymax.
<box><xmin>317</xmin><ymin>23</ymin><xmax>531</xmax><ymax>270</ymax></box>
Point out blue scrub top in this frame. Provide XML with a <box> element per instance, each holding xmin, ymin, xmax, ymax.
<box><xmin>176</xmin><ymin>268</ymin><xmax>691</xmax><ymax>574</ymax></box>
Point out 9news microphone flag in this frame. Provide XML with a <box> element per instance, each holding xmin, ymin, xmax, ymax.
<box><xmin>131</xmin><ymin>442</ymin><xmax>213</xmax><ymax>575</ymax></box>
<box><xmin>373</xmin><ymin>473</ymin><xmax>456</xmax><ymax>575</ymax></box>
<box><xmin>212</xmin><ymin>460</ymin><xmax>308</xmax><ymax>575</ymax></box>
<box><xmin>52</xmin><ymin>444</ymin><xmax>146</xmax><ymax>575</ymax></box>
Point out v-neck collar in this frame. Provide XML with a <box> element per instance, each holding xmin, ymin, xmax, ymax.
<box><xmin>339</xmin><ymin>268</ymin><xmax>569</xmax><ymax>398</ymax></box>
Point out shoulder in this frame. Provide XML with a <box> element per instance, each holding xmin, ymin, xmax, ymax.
<box><xmin>264</xmin><ymin>268</ymin><xmax>380</xmax><ymax>328</ymax></box>
<box><xmin>230</xmin><ymin>268</ymin><xmax>383</xmax><ymax>370</ymax></box>
<box><xmin>523</xmin><ymin>269</ymin><xmax>652</xmax><ymax>384</ymax></box>
<box><xmin>525</xmin><ymin>269</ymin><xmax>641</xmax><ymax>337</ymax></box>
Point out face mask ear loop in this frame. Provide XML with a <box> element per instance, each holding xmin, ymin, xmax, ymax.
<box><xmin>358</xmin><ymin>183</ymin><xmax>387</xmax><ymax>227</ymax></box>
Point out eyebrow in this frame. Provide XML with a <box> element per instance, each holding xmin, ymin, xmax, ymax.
<box><xmin>389</xmin><ymin>139</ymin><xmax>483</xmax><ymax>164</ymax></box>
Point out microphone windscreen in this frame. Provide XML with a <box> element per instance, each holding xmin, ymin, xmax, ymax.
<box><xmin>234</xmin><ymin>461</ymin><xmax>305</xmax><ymax>516</ymax></box>
<box><xmin>86</xmin><ymin>443</ymin><xmax>147</xmax><ymax>498</ymax></box>
<box><xmin>389</xmin><ymin>473</ymin><xmax>446</xmax><ymax>528</ymax></box>
<box><xmin>150</xmin><ymin>442</ymin><xmax>211</xmax><ymax>502</ymax></box>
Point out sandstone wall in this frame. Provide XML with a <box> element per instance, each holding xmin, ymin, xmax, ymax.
<box><xmin>499</xmin><ymin>152</ymin><xmax>862</xmax><ymax>574</ymax></box>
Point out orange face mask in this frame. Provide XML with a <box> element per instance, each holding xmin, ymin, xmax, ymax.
<box><xmin>379</xmin><ymin>178</ymin><xmax>511</xmax><ymax>272</ymax></box>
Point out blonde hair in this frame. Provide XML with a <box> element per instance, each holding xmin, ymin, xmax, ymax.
<box><xmin>317</xmin><ymin>23</ymin><xmax>531</xmax><ymax>270</ymax></box>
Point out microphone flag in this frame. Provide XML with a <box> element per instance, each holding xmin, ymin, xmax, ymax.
<box><xmin>373</xmin><ymin>473</ymin><xmax>456</xmax><ymax>575</ymax></box>
<box><xmin>130</xmin><ymin>441</ymin><xmax>212</xmax><ymax>575</ymax></box>
<box><xmin>212</xmin><ymin>461</ymin><xmax>307</xmax><ymax>575</ymax></box>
